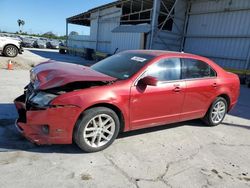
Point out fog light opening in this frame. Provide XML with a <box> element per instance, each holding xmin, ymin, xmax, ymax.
<box><xmin>41</xmin><ymin>125</ymin><xmax>49</xmax><ymax>134</ymax></box>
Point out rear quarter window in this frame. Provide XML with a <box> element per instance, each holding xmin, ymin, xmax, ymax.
<box><xmin>181</xmin><ymin>58</ymin><xmax>217</xmax><ymax>79</ymax></box>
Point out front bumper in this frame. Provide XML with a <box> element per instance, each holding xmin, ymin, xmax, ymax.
<box><xmin>19</xmin><ymin>46</ymin><xmax>23</xmax><ymax>54</ymax></box>
<box><xmin>14</xmin><ymin>94</ymin><xmax>82</xmax><ymax>145</ymax></box>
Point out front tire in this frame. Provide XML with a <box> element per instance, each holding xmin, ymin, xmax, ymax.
<box><xmin>59</xmin><ymin>49</ymin><xmax>66</xmax><ymax>54</ymax></box>
<box><xmin>203</xmin><ymin>97</ymin><xmax>228</xmax><ymax>126</ymax></box>
<box><xmin>4</xmin><ymin>45</ymin><xmax>18</xmax><ymax>57</ymax></box>
<box><xmin>74</xmin><ymin>107</ymin><xmax>120</xmax><ymax>152</ymax></box>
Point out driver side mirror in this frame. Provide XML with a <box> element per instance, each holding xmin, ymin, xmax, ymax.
<box><xmin>138</xmin><ymin>76</ymin><xmax>158</xmax><ymax>86</ymax></box>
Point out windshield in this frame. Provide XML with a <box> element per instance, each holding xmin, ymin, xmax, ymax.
<box><xmin>51</xmin><ymin>41</ymin><xmax>59</xmax><ymax>45</ymax></box>
<box><xmin>37</xmin><ymin>40</ymin><xmax>46</xmax><ymax>44</ymax></box>
<box><xmin>91</xmin><ymin>52</ymin><xmax>155</xmax><ymax>80</ymax></box>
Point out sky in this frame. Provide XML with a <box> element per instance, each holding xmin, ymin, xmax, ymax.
<box><xmin>0</xmin><ymin>0</ymin><xmax>115</xmax><ymax>36</ymax></box>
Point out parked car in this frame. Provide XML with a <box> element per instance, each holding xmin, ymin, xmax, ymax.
<box><xmin>59</xmin><ymin>41</ymin><xmax>67</xmax><ymax>54</ymax></box>
<box><xmin>0</xmin><ymin>36</ymin><xmax>23</xmax><ymax>57</ymax></box>
<box><xmin>46</xmin><ymin>40</ymin><xmax>59</xmax><ymax>49</ymax></box>
<box><xmin>33</xmin><ymin>40</ymin><xmax>46</xmax><ymax>48</ymax></box>
<box><xmin>21</xmin><ymin>37</ymin><xmax>35</xmax><ymax>48</ymax></box>
<box><xmin>14</xmin><ymin>50</ymin><xmax>240</xmax><ymax>152</ymax></box>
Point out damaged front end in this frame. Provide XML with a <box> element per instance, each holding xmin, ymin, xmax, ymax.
<box><xmin>14</xmin><ymin>61</ymin><xmax>118</xmax><ymax>145</ymax></box>
<box><xmin>14</xmin><ymin>80</ymin><xmax>112</xmax><ymax>145</ymax></box>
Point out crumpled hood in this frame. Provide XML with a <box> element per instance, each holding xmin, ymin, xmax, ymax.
<box><xmin>32</xmin><ymin>60</ymin><xmax>116</xmax><ymax>90</ymax></box>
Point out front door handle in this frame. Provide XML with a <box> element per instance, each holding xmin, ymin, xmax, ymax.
<box><xmin>212</xmin><ymin>83</ymin><xmax>217</xmax><ymax>88</ymax></box>
<box><xmin>173</xmin><ymin>85</ymin><xmax>181</xmax><ymax>92</ymax></box>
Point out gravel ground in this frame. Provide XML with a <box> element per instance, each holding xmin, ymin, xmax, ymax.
<box><xmin>0</xmin><ymin>49</ymin><xmax>249</xmax><ymax>188</ymax></box>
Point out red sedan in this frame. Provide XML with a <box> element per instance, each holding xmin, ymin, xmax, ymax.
<box><xmin>14</xmin><ymin>50</ymin><xmax>240</xmax><ymax>152</ymax></box>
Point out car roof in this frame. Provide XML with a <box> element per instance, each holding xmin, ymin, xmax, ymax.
<box><xmin>124</xmin><ymin>50</ymin><xmax>206</xmax><ymax>59</ymax></box>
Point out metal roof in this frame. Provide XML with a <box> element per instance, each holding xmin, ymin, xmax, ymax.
<box><xmin>67</xmin><ymin>0</ymin><xmax>123</xmax><ymax>26</ymax></box>
<box><xmin>67</xmin><ymin>0</ymin><xmax>175</xmax><ymax>26</ymax></box>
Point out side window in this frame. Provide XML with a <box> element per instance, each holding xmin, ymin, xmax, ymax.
<box><xmin>181</xmin><ymin>58</ymin><xmax>216</xmax><ymax>79</ymax></box>
<box><xmin>146</xmin><ymin>58</ymin><xmax>181</xmax><ymax>81</ymax></box>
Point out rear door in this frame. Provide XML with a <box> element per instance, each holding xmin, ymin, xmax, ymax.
<box><xmin>180</xmin><ymin>58</ymin><xmax>217</xmax><ymax>121</ymax></box>
<box><xmin>130</xmin><ymin>58</ymin><xmax>186</xmax><ymax>129</ymax></box>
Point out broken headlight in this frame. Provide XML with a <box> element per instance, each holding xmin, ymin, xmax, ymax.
<box><xmin>30</xmin><ymin>69</ymin><xmax>37</xmax><ymax>83</ymax></box>
<box><xmin>29</xmin><ymin>92</ymin><xmax>57</xmax><ymax>107</ymax></box>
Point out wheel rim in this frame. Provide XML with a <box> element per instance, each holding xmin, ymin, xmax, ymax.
<box><xmin>83</xmin><ymin>114</ymin><xmax>115</xmax><ymax>148</ymax></box>
<box><xmin>6</xmin><ymin>47</ymin><xmax>17</xmax><ymax>56</ymax></box>
<box><xmin>211</xmin><ymin>101</ymin><xmax>226</xmax><ymax>124</ymax></box>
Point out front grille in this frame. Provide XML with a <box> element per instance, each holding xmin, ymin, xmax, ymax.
<box><xmin>15</xmin><ymin>94</ymin><xmax>27</xmax><ymax>123</ymax></box>
<box><xmin>17</xmin><ymin>108</ymin><xmax>27</xmax><ymax>123</ymax></box>
<box><xmin>25</xmin><ymin>83</ymin><xmax>34</xmax><ymax>102</ymax></box>
<box><xmin>25</xmin><ymin>83</ymin><xmax>35</xmax><ymax>110</ymax></box>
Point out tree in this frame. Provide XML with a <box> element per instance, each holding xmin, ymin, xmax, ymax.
<box><xmin>42</xmin><ymin>31</ymin><xmax>57</xmax><ymax>39</ymax></box>
<box><xmin>17</xmin><ymin>19</ymin><xmax>25</xmax><ymax>33</ymax></box>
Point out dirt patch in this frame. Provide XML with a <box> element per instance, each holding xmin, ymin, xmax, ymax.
<box><xmin>211</xmin><ymin>169</ymin><xmax>218</xmax><ymax>174</ymax></box>
<box><xmin>0</xmin><ymin>49</ymin><xmax>48</xmax><ymax>70</ymax></box>
<box><xmin>81</xmin><ymin>173</ymin><xmax>92</xmax><ymax>180</ymax></box>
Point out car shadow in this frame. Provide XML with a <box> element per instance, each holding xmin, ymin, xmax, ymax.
<box><xmin>228</xmin><ymin>85</ymin><xmax>250</xmax><ymax>120</ymax></box>
<box><xmin>118</xmin><ymin>119</ymin><xmax>205</xmax><ymax>139</ymax></box>
<box><xmin>221</xmin><ymin>122</ymin><xmax>250</xmax><ymax>130</ymax></box>
<box><xmin>229</xmin><ymin>103</ymin><xmax>250</xmax><ymax>120</ymax></box>
<box><xmin>0</xmin><ymin>118</ymin><xmax>84</xmax><ymax>153</ymax></box>
<box><xmin>28</xmin><ymin>49</ymin><xmax>95</xmax><ymax>66</ymax></box>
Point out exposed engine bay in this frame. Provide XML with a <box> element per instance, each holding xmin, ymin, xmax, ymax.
<box><xmin>25</xmin><ymin>80</ymin><xmax>114</xmax><ymax>109</ymax></box>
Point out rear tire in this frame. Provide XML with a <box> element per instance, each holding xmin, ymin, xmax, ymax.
<box><xmin>73</xmin><ymin>107</ymin><xmax>120</xmax><ymax>152</ymax></box>
<box><xmin>203</xmin><ymin>97</ymin><xmax>228</xmax><ymax>126</ymax></box>
<box><xmin>239</xmin><ymin>77</ymin><xmax>246</xmax><ymax>85</ymax></box>
<box><xmin>4</xmin><ymin>45</ymin><xmax>18</xmax><ymax>57</ymax></box>
<box><xmin>246</xmin><ymin>78</ymin><xmax>250</xmax><ymax>88</ymax></box>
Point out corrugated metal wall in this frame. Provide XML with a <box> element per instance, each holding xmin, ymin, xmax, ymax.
<box><xmin>91</xmin><ymin>7</ymin><xmax>121</xmax><ymax>53</ymax></box>
<box><xmin>111</xmin><ymin>32</ymin><xmax>143</xmax><ymax>53</ymax></box>
<box><xmin>68</xmin><ymin>6</ymin><xmax>145</xmax><ymax>54</ymax></box>
<box><xmin>67</xmin><ymin>6</ymin><xmax>122</xmax><ymax>53</ymax></box>
<box><xmin>67</xmin><ymin>0</ymin><xmax>250</xmax><ymax>71</ymax></box>
<box><xmin>184</xmin><ymin>0</ymin><xmax>250</xmax><ymax>70</ymax></box>
<box><xmin>67</xmin><ymin>35</ymin><xmax>94</xmax><ymax>49</ymax></box>
<box><xmin>151</xmin><ymin>31</ymin><xmax>182</xmax><ymax>51</ymax></box>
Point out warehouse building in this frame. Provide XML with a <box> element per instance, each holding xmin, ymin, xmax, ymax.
<box><xmin>66</xmin><ymin>0</ymin><xmax>250</xmax><ymax>77</ymax></box>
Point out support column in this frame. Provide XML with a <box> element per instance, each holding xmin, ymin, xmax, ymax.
<box><xmin>181</xmin><ymin>1</ymin><xmax>191</xmax><ymax>51</ymax></box>
<box><xmin>95</xmin><ymin>10</ymin><xmax>100</xmax><ymax>51</ymax></box>
<box><xmin>149</xmin><ymin>0</ymin><xmax>161</xmax><ymax>49</ymax></box>
<box><xmin>66</xmin><ymin>20</ymin><xmax>69</xmax><ymax>47</ymax></box>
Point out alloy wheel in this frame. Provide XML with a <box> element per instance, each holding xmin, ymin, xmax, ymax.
<box><xmin>6</xmin><ymin>46</ymin><xmax>17</xmax><ymax>57</ymax></box>
<box><xmin>211</xmin><ymin>101</ymin><xmax>226</xmax><ymax>124</ymax></box>
<box><xmin>83</xmin><ymin>114</ymin><xmax>116</xmax><ymax>148</ymax></box>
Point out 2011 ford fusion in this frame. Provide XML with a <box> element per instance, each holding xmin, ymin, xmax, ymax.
<box><xmin>14</xmin><ymin>50</ymin><xmax>240</xmax><ymax>152</ymax></box>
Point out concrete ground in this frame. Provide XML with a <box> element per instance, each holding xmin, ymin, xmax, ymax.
<box><xmin>0</xmin><ymin>48</ymin><xmax>94</xmax><ymax>70</ymax></box>
<box><xmin>0</xmin><ymin>49</ymin><xmax>250</xmax><ymax>188</ymax></box>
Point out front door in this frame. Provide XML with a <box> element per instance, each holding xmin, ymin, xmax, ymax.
<box><xmin>130</xmin><ymin>58</ymin><xmax>186</xmax><ymax>129</ymax></box>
